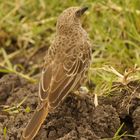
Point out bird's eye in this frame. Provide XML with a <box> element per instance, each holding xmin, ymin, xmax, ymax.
<box><xmin>75</xmin><ymin>10</ymin><xmax>81</xmax><ymax>17</ymax></box>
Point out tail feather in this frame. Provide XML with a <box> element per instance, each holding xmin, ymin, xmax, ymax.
<box><xmin>21</xmin><ymin>103</ymin><xmax>49</xmax><ymax>140</ymax></box>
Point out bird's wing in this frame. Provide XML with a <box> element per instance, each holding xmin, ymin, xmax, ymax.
<box><xmin>38</xmin><ymin>61</ymin><xmax>53</xmax><ymax>101</ymax></box>
<box><xmin>39</xmin><ymin>55</ymin><xmax>84</xmax><ymax>107</ymax></box>
<box><xmin>48</xmin><ymin>52</ymin><xmax>86</xmax><ymax>108</ymax></box>
<box><xmin>39</xmin><ymin>41</ymin><xmax>91</xmax><ymax>108</ymax></box>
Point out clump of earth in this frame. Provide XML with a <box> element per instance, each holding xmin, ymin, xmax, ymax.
<box><xmin>0</xmin><ymin>74</ymin><xmax>140</xmax><ymax>140</ymax></box>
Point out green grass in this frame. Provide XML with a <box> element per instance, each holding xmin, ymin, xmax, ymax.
<box><xmin>101</xmin><ymin>123</ymin><xmax>137</xmax><ymax>140</ymax></box>
<box><xmin>0</xmin><ymin>0</ymin><xmax>140</xmax><ymax>92</ymax></box>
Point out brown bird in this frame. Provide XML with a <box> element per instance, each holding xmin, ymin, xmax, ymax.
<box><xmin>22</xmin><ymin>6</ymin><xmax>92</xmax><ymax>140</ymax></box>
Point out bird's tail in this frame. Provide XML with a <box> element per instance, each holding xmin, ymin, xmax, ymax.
<box><xmin>21</xmin><ymin>103</ymin><xmax>49</xmax><ymax>140</ymax></box>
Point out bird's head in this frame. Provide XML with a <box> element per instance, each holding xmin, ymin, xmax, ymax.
<box><xmin>56</xmin><ymin>7</ymin><xmax>88</xmax><ymax>35</ymax></box>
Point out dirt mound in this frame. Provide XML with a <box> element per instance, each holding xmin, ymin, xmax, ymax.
<box><xmin>0</xmin><ymin>74</ymin><xmax>140</xmax><ymax>140</ymax></box>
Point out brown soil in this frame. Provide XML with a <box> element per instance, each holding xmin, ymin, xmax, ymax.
<box><xmin>0</xmin><ymin>74</ymin><xmax>140</xmax><ymax>140</ymax></box>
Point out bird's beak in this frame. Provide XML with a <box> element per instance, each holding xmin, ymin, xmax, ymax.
<box><xmin>80</xmin><ymin>7</ymin><xmax>88</xmax><ymax>15</ymax></box>
<box><xmin>76</xmin><ymin>7</ymin><xmax>88</xmax><ymax>17</ymax></box>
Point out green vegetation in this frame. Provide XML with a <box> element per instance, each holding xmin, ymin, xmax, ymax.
<box><xmin>101</xmin><ymin>123</ymin><xmax>137</xmax><ymax>140</ymax></box>
<box><xmin>3</xmin><ymin>126</ymin><xmax>7</xmax><ymax>139</ymax></box>
<box><xmin>2</xmin><ymin>96</ymin><xmax>28</xmax><ymax>114</ymax></box>
<box><xmin>0</xmin><ymin>0</ymin><xmax>140</xmax><ymax>92</ymax></box>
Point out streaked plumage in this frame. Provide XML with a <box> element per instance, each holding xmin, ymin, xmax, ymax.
<box><xmin>22</xmin><ymin>6</ymin><xmax>92</xmax><ymax>140</ymax></box>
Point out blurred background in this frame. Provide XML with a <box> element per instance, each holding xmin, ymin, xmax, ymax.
<box><xmin>0</xmin><ymin>0</ymin><xmax>140</xmax><ymax>94</ymax></box>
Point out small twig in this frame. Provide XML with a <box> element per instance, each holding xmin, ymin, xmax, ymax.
<box><xmin>94</xmin><ymin>93</ymin><xmax>98</xmax><ymax>107</ymax></box>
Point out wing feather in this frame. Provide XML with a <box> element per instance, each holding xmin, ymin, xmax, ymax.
<box><xmin>41</xmin><ymin>64</ymin><xmax>52</xmax><ymax>92</ymax></box>
<box><xmin>48</xmin><ymin>56</ymin><xmax>84</xmax><ymax>108</ymax></box>
<box><xmin>39</xmin><ymin>40</ymin><xmax>91</xmax><ymax>107</ymax></box>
